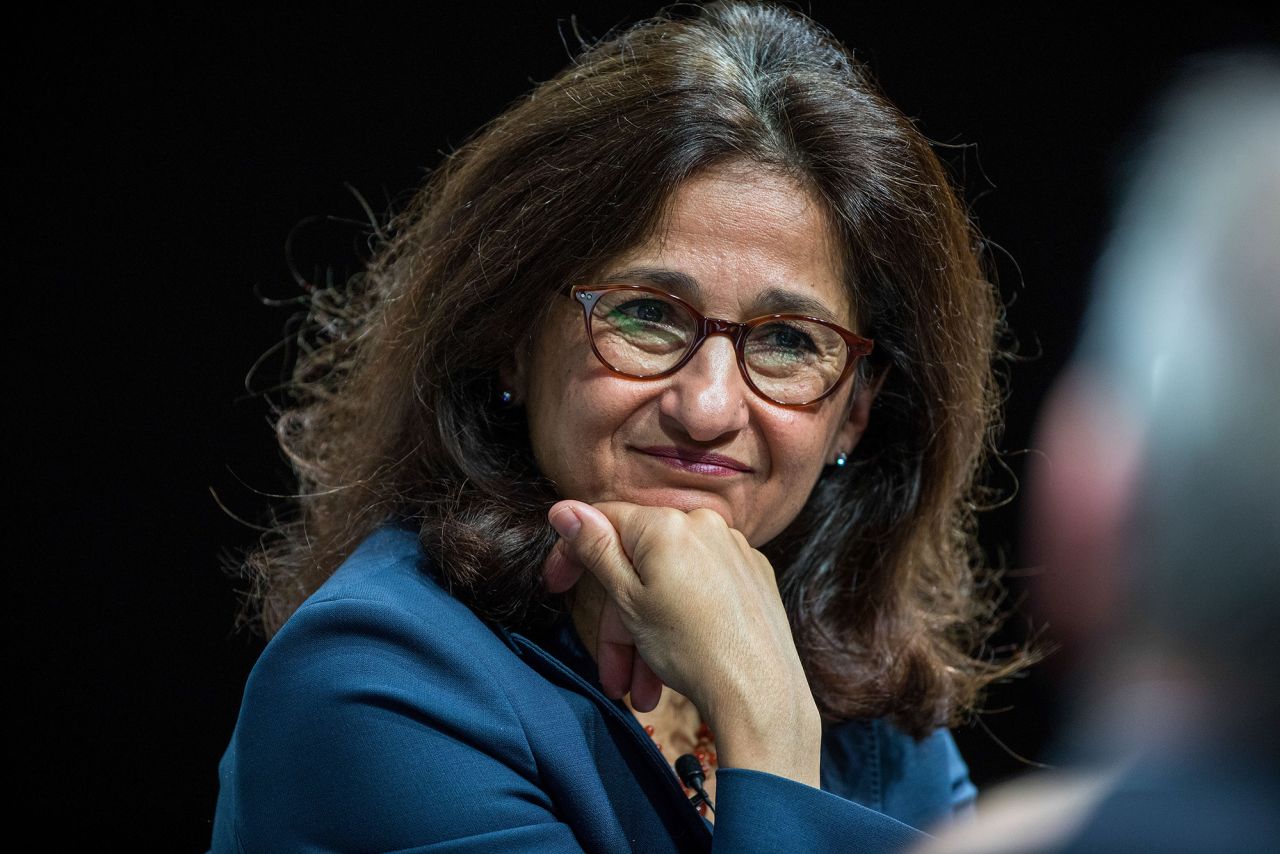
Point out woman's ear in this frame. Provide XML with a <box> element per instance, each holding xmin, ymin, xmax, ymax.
<box><xmin>498</xmin><ymin>357</ymin><xmax>525</xmax><ymax>404</ymax></box>
<box><xmin>502</xmin><ymin>301</ymin><xmax>566</xmax><ymax>406</ymax></box>
<box><xmin>499</xmin><ymin>332</ymin><xmax>535</xmax><ymax>404</ymax></box>
<box><xmin>833</xmin><ymin>364</ymin><xmax>889</xmax><ymax>459</ymax></box>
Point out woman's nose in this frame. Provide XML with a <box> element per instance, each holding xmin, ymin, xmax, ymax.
<box><xmin>658</xmin><ymin>335</ymin><xmax>751</xmax><ymax>441</ymax></box>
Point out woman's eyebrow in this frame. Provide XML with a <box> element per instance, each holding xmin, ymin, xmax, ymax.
<box><xmin>600</xmin><ymin>268</ymin><xmax>844</xmax><ymax>323</ymax></box>
<box><xmin>750</xmin><ymin>286</ymin><xmax>842</xmax><ymax>324</ymax></box>
<box><xmin>600</xmin><ymin>267</ymin><xmax>702</xmax><ymax>298</ymax></box>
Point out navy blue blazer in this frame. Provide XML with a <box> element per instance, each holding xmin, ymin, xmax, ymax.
<box><xmin>211</xmin><ymin>526</ymin><xmax>975</xmax><ymax>852</ymax></box>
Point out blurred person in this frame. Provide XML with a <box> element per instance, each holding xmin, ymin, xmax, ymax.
<box><xmin>920</xmin><ymin>53</ymin><xmax>1280</xmax><ymax>854</ymax></box>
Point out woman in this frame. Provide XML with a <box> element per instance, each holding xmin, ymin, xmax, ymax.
<box><xmin>211</xmin><ymin>2</ymin><xmax>1019</xmax><ymax>850</ymax></box>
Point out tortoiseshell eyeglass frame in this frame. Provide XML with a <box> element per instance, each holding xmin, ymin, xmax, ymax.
<box><xmin>568</xmin><ymin>284</ymin><xmax>874</xmax><ymax>408</ymax></box>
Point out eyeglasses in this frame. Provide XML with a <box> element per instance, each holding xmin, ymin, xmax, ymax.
<box><xmin>570</xmin><ymin>284</ymin><xmax>874</xmax><ymax>407</ymax></box>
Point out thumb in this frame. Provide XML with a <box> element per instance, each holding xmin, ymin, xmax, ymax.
<box><xmin>548</xmin><ymin>500</ymin><xmax>638</xmax><ymax>603</ymax></box>
<box><xmin>541</xmin><ymin>539</ymin><xmax>585</xmax><ymax>594</ymax></box>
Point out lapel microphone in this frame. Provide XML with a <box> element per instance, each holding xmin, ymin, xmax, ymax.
<box><xmin>676</xmin><ymin>754</ymin><xmax>715</xmax><ymax>814</ymax></box>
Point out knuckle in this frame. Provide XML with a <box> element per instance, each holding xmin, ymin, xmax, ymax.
<box><xmin>651</xmin><ymin>506</ymin><xmax>686</xmax><ymax>533</ymax></box>
<box><xmin>757</xmin><ymin>555</ymin><xmax>780</xmax><ymax>587</ymax></box>
<box><xmin>658</xmin><ymin>506</ymin><xmax>685</xmax><ymax>523</ymax></box>
<box><xmin>687</xmin><ymin>507</ymin><xmax>727</xmax><ymax>530</ymax></box>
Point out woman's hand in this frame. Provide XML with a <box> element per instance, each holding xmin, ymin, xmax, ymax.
<box><xmin>544</xmin><ymin>499</ymin><xmax>821</xmax><ymax>787</ymax></box>
<box><xmin>543</xmin><ymin>528</ymin><xmax>667</xmax><ymax>713</ymax></box>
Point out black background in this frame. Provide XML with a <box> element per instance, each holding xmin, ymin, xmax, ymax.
<box><xmin>15</xmin><ymin>3</ymin><xmax>1275</xmax><ymax>848</ymax></box>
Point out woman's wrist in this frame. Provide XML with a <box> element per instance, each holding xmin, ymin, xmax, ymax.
<box><xmin>707</xmin><ymin>690</ymin><xmax>822</xmax><ymax>788</ymax></box>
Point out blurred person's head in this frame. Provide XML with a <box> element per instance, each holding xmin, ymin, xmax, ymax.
<box><xmin>1029</xmin><ymin>53</ymin><xmax>1280</xmax><ymax>748</ymax></box>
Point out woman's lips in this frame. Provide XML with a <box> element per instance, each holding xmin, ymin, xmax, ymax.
<box><xmin>635</xmin><ymin>446</ymin><xmax>754</xmax><ymax>476</ymax></box>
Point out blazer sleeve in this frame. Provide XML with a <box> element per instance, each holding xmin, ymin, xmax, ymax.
<box><xmin>217</xmin><ymin>595</ymin><xmax>590</xmax><ymax>853</ymax></box>
<box><xmin>712</xmin><ymin>769</ymin><xmax>924</xmax><ymax>853</ymax></box>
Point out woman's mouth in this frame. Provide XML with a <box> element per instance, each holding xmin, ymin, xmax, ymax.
<box><xmin>635</xmin><ymin>446</ymin><xmax>754</xmax><ymax>477</ymax></box>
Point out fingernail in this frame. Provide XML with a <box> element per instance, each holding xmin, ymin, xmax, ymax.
<box><xmin>549</xmin><ymin>506</ymin><xmax>582</xmax><ymax>541</ymax></box>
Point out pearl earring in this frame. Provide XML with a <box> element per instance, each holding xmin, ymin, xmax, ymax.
<box><xmin>835</xmin><ymin>452</ymin><xmax>848</xmax><ymax>467</ymax></box>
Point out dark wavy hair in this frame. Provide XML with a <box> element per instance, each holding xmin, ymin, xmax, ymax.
<box><xmin>242</xmin><ymin>0</ymin><xmax>1023</xmax><ymax>738</ymax></box>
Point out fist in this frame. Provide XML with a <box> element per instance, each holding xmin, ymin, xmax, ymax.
<box><xmin>545</xmin><ymin>500</ymin><xmax>809</xmax><ymax>729</ymax></box>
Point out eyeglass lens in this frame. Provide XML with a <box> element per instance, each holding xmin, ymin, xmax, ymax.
<box><xmin>588</xmin><ymin>290</ymin><xmax>850</xmax><ymax>405</ymax></box>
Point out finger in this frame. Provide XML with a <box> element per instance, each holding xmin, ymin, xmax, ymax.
<box><xmin>628</xmin><ymin>654</ymin><xmax>664</xmax><ymax>713</ymax></box>
<box><xmin>541</xmin><ymin>539</ymin><xmax>585</xmax><ymax>594</ymax></box>
<box><xmin>596</xmin><ymin>597</ymin><xmax>634</xmax><ymax>699</ymax></box>
<box><xmin>549</xmin><ymin>500</ymin><xmax>640</xmax><ymax>600</ymax></box>
<box><xmin>589</xmin><ymin>501</ymin><xmax>686</xmax><ymax>583</ymax></box>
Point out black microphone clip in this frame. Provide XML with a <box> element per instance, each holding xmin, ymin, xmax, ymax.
<box><xmin>676</xmin><ymin>753</ymin><xmax>715</xmax><ymax>815</ymax></box>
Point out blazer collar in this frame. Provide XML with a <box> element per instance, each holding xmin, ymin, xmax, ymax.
<box><xmin>496</xmin><ymin>616</ymin><xmax>714</xmax><ymax>845</ymax></box>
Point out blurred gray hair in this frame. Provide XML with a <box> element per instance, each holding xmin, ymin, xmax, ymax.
<box><xmin>1075</xmin><ymin>53</ymin><xmax>1280</xmax><ymax>692</ymax></box>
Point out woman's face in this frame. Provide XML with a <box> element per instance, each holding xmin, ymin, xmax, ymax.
<box><xmin>512</xmin><ymin>164</ymin><xmax>877</xmax><ymax>547</ymax></box>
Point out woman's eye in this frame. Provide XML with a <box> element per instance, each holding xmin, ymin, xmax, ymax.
<box><xmin>615</xmin><ymin>299</ymin><xmax>670</xmax><ymax>323</ymax></box>
<box><xmin>760</xmin><ymin>323</ymin><xmax>817</xmax><ymax>352</ymax></box>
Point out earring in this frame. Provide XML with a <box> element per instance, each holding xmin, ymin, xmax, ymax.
<box><xmin>834</xmin><ymin>452</ymin><xmax>848</xmax><ymax>468</ymax></box>
<box><xmin>499</xmin><ymin>390</ymin><xmax>514</xmax><ymax>406</ymax></box>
